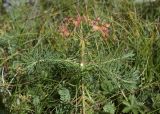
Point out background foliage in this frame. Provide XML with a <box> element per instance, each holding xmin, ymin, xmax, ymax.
<box><xmin>0</xmin><ymin>0</ymin><xmax>160</xmax><ymax>114</ymax></box>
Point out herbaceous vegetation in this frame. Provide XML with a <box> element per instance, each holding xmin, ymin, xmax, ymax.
<box><xmin>0</xmin><ymin>0</ymin><xmax>160</xmax><ymax>114</ymax></box>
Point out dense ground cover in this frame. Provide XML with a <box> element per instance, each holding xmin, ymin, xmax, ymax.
<box><xmin>0</xmin><ymin>0</ymin><xmax>160</xmax><ymax>114</ymax></box>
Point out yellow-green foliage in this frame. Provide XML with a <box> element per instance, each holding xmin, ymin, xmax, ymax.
<box><xmin>0</xmin><ymin>0</ymin><xmax>160</xmax><ymax>113</ymax></box>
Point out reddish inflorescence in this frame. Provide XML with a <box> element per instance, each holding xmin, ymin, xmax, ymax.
<box><xmin>58</xmin><ymin>15</ymin><xmax>110</xmax><ymax>39</ymax></box>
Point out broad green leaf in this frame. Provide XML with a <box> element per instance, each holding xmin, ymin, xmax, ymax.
<box><xmin>123</xmin><ymin>101</ymin><xmax>131</xmax><ymax>107</ymax></box>
<box><xmin>133</xmin><ymin>109</ymin><xmax>139</xmax><ymax>114</ymax></box>
<box><xmin>122</xmin><ymin>107</ymin><xmax>131</xmax><ymax>113</ymax></box>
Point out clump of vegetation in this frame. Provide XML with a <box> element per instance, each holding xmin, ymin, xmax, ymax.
<box><xmin>0</xmin><ymin>0</ymin><xmax>160</xmax><ymax>114</ymax></box>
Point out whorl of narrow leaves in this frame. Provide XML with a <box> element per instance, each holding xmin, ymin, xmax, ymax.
<box><xmin>122</xmin><ymin>95</ymin><xmax>144</xmax><ymax>114</ymax></box>
<box><xmin>0</xmin><ymin>0</ymin><xmax>160</xmax><ymax>114</ymax></box>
